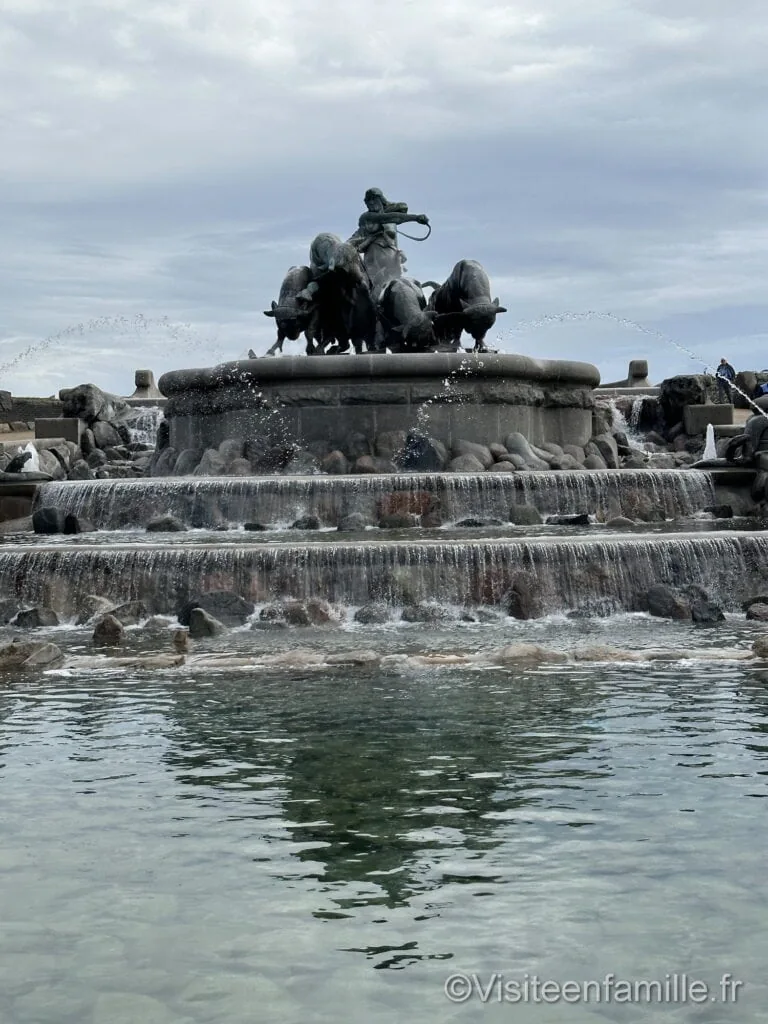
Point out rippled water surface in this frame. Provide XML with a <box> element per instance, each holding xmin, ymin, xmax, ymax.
<box><xmin>2</xmin><ymin>620</ymin><xmax>768</xmax><ymax>1022</ymax></box>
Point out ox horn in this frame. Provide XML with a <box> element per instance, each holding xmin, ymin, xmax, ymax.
<box><xmin>465</xmin><ymin>302</ymin><xmax>501</xmax><ymax>317</ymax></box>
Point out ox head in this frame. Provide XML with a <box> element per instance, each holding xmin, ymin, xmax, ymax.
<box><xmin>458</xmin><ymin>298</ymin><xmax>507</xmax><ymax>340</ymax></box>
<box><xmin>391</xmin><ymin>311</ymin><xmax>438</xmax><ymax>351</ymax></box>
<box><xmin>263</xmin><ymin>300</ymin><xmax>313</xmax><ymax>341</ymax></box>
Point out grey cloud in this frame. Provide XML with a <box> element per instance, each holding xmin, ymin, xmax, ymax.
<box><xmin>2</xmin><ymin>0</ymin><xmax>768</xmax><ymax>393</ymax></box>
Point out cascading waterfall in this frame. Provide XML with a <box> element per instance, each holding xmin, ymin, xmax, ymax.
<box><xmin>36</xmin><ymin>470</ymin><xmax>716</xmax><ymax>529</ymax></box>
<box><xmin>125</xmin><ymin>406</ymin><xmax>164</xmax><ymax>447</ymax></box>
<box><xmin>630</xmin><ymin>395</ymin><xmax>651</xmax><ymax>432</ymax></box>
<box><xmin>1</xmin><ymin>532</ymin><xmax>766</xmax><ymax>615</ymax></box>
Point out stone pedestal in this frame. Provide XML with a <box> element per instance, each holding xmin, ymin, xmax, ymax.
<box><xmin>159</xmin><ymin>352</ymin><xmax>600</xmax><ymax>453</ymax></box>
<box><xmin>35</xmin><ymin>418</ymin><xmax>82</xmax><ymax>443</ymax></box>
<box><xmin>683</xmin><ymin>404</ymin><xmax>733</xmax><ymax>435</ymax></box>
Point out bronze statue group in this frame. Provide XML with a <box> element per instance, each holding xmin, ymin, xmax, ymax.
<box><xmin>260</xmin><ymin>189</ymin><xmax>506</xmax><ymax>357</ymax></box>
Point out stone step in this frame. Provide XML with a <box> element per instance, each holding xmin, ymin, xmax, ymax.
<box><xmin>683</xmin><ymin>404</ymin><xmax>734</xmax><ymax>434</ymax></box>
<box><xmin>0</xmin><ymin>530</ymin><xmax>766</xmax><ymax>618</ymax></box>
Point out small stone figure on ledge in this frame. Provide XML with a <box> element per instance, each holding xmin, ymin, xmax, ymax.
<box><xmin>723</xmin><ymin>397</ymin><xmax>768</xmax><ymax>464</ymax></box>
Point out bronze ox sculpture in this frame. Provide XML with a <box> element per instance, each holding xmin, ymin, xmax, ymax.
<box><xmin>262</xmin><ymin>189</ymin><xmax>507</xmax><ymax>356</ymax></box>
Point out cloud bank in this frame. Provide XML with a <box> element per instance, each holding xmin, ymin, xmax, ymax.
<box><xmin>2</xmin><ymin>0</ymin><xmax>767</xmax><ymax>395</ymax></box>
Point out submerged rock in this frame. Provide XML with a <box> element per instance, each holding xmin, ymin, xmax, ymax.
<box><xmin>75</xmin><ymin>595</ymin><xmax>115</xmax><ymax>625</ymax></box>
<box><xmin>282</xmin><ymin>599</ymin><xmax>344</xmax><ymax>627</ymax></box>
<box><xmin>704</xmin><ymin>504</ymin><xmax>734</xmax><ymax>519</ymax></box>
<box><xmin>378</xmin><ymin>513</ymin><xmax>416</xmax><ymax>529</ymax></box>
<box><xmin>545</xmin><ymin>513</ymin><xmax>590</xmax><ymax>526</ymax></box>
<box><xmin>110</xmin><ymin>601</ymin><xmax>150</xmax><ymax>626</ymax></box>
<box><xmin>643</xmin><ymin>583</ymin><xmax>725</xmax><ymax>624</ymax></box>
<box><xmin>143</xmin><ymin>615</ymin><xmax>173</xmax><ymax>632</ymax></box>
<box><xmin>173</xmin><ymin>629</ymin><xmax>190</xmax><ymax>653</ymax></box>
<box><xmin>188</xmin><ymin>608</ymin><xmax>227</xmax><ymax>638</ymax></box>
<box><xmin>645</xmin><ymin>584</ymin><xmax>691</xmax><ymax>620</ymax></box>
<box><xmin>64</xmin><ymin>513</ymin><xmax>95</xmax><ymax>534</ymax></box>
<box><xmin>401</xmin><ymin>603</ymin><xmax>456</xmax><ymax>623</ymax></box>
<box><xmin>571</xmin><ymin>645</ymin><xmax>644</xmax><ymax>663</ymax></box>
<box><xmin>507</xmin><ymin>574</ymin><xmax>544</xmax><ymax>620</ymax></box>
<box><xmin>337</xmin><ymin>513</ymin><xmax>370</xmax><ymax>532</ymax></box>
<box><xmin>178</xmin><ymin>591</ymin><xmax>255</xmax><ymax>627</ymax></box>
<box><xmin>92</xmin><ymin>614</ymin><xmax>125</xmax><ymax>647</ymax></box>
<box><xmin>0</xmin><ymin>598</ymin><xmax>20</xmax><ymax>624</ymax></box>
<box><xmin>636</xmin><ymin>505</ymin><xmax>667</xmax><ymax>523</ymax></box>
<box><xmin>291</xmin><ymin>515</ymin><xmax>321</xmax><ymax>531</ymax></box>
<box><xmin>259</xmin><ymin>603</ymin><xmax>286</xmax><ymax>622</ymax></box>
<box><xmin>32</xmin><ymin>506</ymin><xmax>67</xmax><ymax>535</ymax></box>
<box><xmin>15</xmin><ymin>606</ymin><xmax>59</xmax><ymax>628</ymax></box>
<box><xmin>746</xmin><ymin>603</ymin><xmax>768</xmax><ymax>622</ymax></box>
<box><xmin>146</xmin><ymin>514</ymin><xmax>188</xmax><ymax>533</ymax></box>
<box><xmin>0</xmin><ymin>639</ymin><xmax>64</xmax><ymax>673</ymax></box>
<box><xmin>455</xmin><ymin>517</ymin><xmax>503</xmax><ymax>528</ymax></box>
<box><xmin>326</xmin><ymin>650</ymin><xmax>381</xmax><ymax>666</ymax></box>
<box><xmin>606</xmin><ymin>516</ymin><xmax>636</xmax><ymax>528</ymax></box>
<box><xmin>354</xmin><ymin>604</ymin><xmax>391</xmax><ymax>625</ymax></box>
<box><xmin>682</xmin><ymin>584</ymin><xmax>726</xmax><ymax>625</ymax></box>
<box><xmin>488</xmin><ymin>643</ymin><xmax>568</xmax><ymax>666</ymax></box>
<box><xmin>508</xmin><ymin>503</ymin><xmax>542</xmax><ymax>526</ymax></box>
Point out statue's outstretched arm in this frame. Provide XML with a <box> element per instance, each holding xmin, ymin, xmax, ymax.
<box><xmin>361</xmin><ymin>211</ymin><xmax>429</xmax><ymax>228</ymax></box>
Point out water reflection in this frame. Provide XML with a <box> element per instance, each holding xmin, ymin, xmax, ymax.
<box><xmin>1</xmin><ymin>652</ymin><xmax>768</xmax><ymax>1020</ymax></box>
<box><xmin>163</xmin><ymin>669</ymin><xmax>606</xmax><ymax>912</ymax></box>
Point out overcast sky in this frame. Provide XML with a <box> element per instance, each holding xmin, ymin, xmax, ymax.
<box><xmin>2</xmin><ymin>0</ymin><xmax>767</xmax><ymax>397</ymax></box>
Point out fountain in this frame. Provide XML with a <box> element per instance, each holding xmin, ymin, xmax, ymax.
<box><xmin>704</xmin><ymin>423</ymin><xmax>718</xmax><ymax>461</ymax></box>
<box><xmin>1</xmin><ymin>188</ymin><xmax>768</xmax><ymax>645</ymax></box>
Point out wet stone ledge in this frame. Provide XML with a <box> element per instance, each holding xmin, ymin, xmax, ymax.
<box><xmin>159</xmin><ymin>353</ymin><xmax>600</xmax><ymax>451</ymax></box>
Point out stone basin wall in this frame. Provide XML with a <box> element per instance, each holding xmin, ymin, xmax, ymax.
<box><xmin>159</xmin><ymin>353</ymin><xmax>600</xmax><ymax>453</ymax></box>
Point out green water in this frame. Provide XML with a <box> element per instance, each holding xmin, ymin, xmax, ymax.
<box><xmin>1</xmin><ymin>620</ymin><xmax>768</xmax><ymax>1022</ymax></box>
